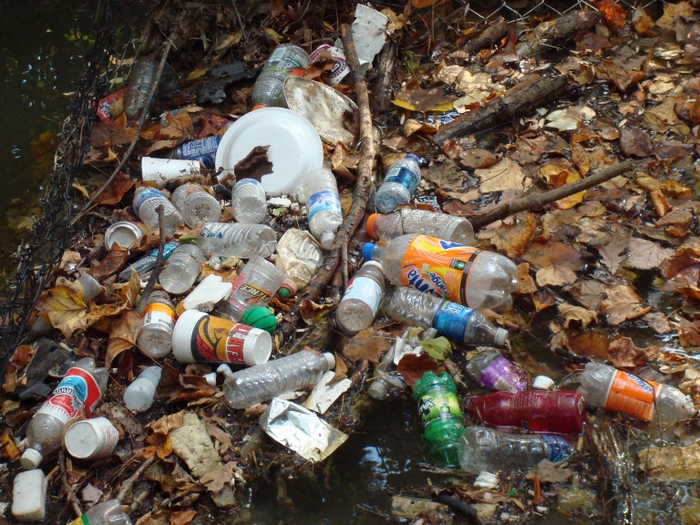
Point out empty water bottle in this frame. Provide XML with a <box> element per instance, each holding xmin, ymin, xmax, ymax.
<box><xmin>300</xmin><ymin>168</ymin><xmax>343</xmax><ymax>250</ymax></box>
<box><xmin>366</xmin><ymin>209</ymin><xmax>476</xmax><ymax>246</ymax></box>
<box><xmin>231</xmin><ymin>178</ymin><xmax>267</xmax><ymax>224</ymax></box>
<box><xmin>170</xmin><ymin>183</ymin><xmax>221</xmax><ymax>228</ymax></box>
<box><xmin>335</xmin><ymin>261</ymin><xmax>385</xmax><ymax>336</ymax></box>
<box><xmin>71</xmin><ymin>500</ymin><xmax>132</xmax><ymax>525</ymax></box>
<box><xmin>465</xmin><ymin>348</ymin><xmax>529</xmax><ymax>393</ymax></box>
<box><xmin>173</xmin><ymin>134</ymin><xmax>225</xmax><ymax>169</ymax></box>
<box><xmin>362</xmin><ymin>234</ymin><xmax>519</xmax><ymax>311</ymax></box>
<box><xmin>374</xmin><ymin>154</ymin><xmax>421</xmax><ymax>213</ymax></box>
<box><xmin>251</xmin><ymin>44</ymin><xmax>310</xmax><ymax>109</ymax></box>
<box><xmin>124</xmin><ymin>55</ymin><xmax>157</xmax><ymax>122</ymax></box>
<box><xmin>118</xmin><ymin>242</ymin><xmax>178</xmax><ymax>281</ymax></box>
<box><xmin>384</xmin><ymin>287</ymin><xmax>508</xmax><ymax>346</ymax></box>
<box><xmin>123</xmin><ymin>366</ymin><xmax>162</xmax><ymax>412</ymax></box>
<box><xmin>132</xmin><ymin>187</ymin><xmax>184</xmax><ymax>236</ymax></box>
<box><xmin>197</xmin><ymin>222</ymin><xmax>277</xmax><ymax>258</ymax></box>
<box><xmin>136</xmin><ymin>291</ymin><xmax>175</xmax><ymax>358</ymax></box>
<box><xmin>158</xmin><ymin>244</ymin><xmax>205</xmax><ymax>295</ymax></box>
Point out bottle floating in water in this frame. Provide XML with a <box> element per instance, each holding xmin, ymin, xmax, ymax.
<box><xmin>124</xmin><ymin>55</ymin><xmax>157</xmax><ymax>122</ymax></box>
<box><xmin>158</xmin><ymin>244</ymin><xmax>205</xmax><ymax>295</ymax></box>
<box><xmin>136</xmin><ymin>290</ymin><xmax>175</xmax><ymax>358</ymax></box>
<box><xmin>465</xmin><ymin>348</ymin><xmax>529</xmax><ymax>393</ymax></box>
<box><xmin>68</xmin><ymin>500</ymin><xmax>132</xmax><ymax>525</ymax></box>
<box><xmin>118</xmin><ymin>242</ymin><xmax>178</xmax><ymax>281</ymax></box>
<box><xmin>374</xmin><ymin>154</ymin><xmax>421</xmax><ymax>214</ymax></box>
<box><xmin>366</xmin><ymin>209</ymin><xmax>476</xmax><ymax>246</ymax></box>
<box><xmin>335</xmin><ymin>261</ymin><xmax>385</xmax><ymax>336</ymax></box>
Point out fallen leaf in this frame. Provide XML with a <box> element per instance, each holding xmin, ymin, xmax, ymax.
<box><xmin>600</xmin><ymin>285</ymin><xmax>652</xmax><ymax>325</ymax></box>
<box><xmin>532</xmin><ymin>289</ymin><xmax>557</xmax><ymax>311</ymax></box>
<box><xmin>105</xmin><ymin>309</ymin><xmax>143</xmax><ymax>368</ymax></box>
<box><xmin>515</xmin><ymin>263</ymin><xmax>537</xmax><ymax>294</ymax></box>
<box><xmin>396</xmin><ymin>353</ymin><xmax>441</xmax><ymax>388</ymax></box>
<box><xmin>632</xmin><ymin>6</ymin><xmax>655</xmax><ymax>36</ymax></box>
<box><xmin>523</xmin><ymin>240</ymin><xmax>583</xmax><ymax>287</ymax></box>
<box><xmin>558</xmin><ymin>303</ymin><xmax>597</xmax><ymax>328</ymax></box>
<box><xmin>656</xmin><ymin>1</ymin><xmax>694</xmax><ymax>30</ymax></box>
<box><xmin>623</xmin><ymin>237</ymin><xmax>675</xmax><ymax>270</ymax></box>
<box><xmin>545</xmin><ymin>105</ymin><xmax>596</xmax><ymax>131</ymax></box>
<box><xmin>506</xmin><ymin>213</ymin><xmax>537</xmax><ymax>259</ymax></box>
<box><xmin>619</xmin><ymin>127</ymin><xmax>652</xmax><ymax>157</ymax></box>
<box><xmin>475</xmin><ymin>158</ymin><xmax>528</xmax><ymax>193</ymax></box>
<box><xmin>458</xmin><ymin>148</ymin><xmax>499</xmax><ymax>170</ymax></box>
<box><xmin>598</xmin><ymin>227</ymin><xmax>630</xmax><ymax>274</ymax></box>
<box><xmin>679</xmin><ymin>324</ymin><xmax>700</xmax><ymax>347</ymax></box>
<box><xmin>566</xmin><ymin>279</ymin><xmax>606</xmax><ymax>310</ymax></box>
<box><xmin>643</xmin><ymin>312</ymin><xmax>673</xmax><ymax>334</ymax></box>
<box><xmin>645</xmin><ymin>97</ymin><xmax>682</xmax><ymax>132</ymax></box>
<box><xmin>34</xmin><ymin>280</ymin><xmax>89</xmax><ymax>338</ymax></box>
<box><xmin>565</xmin><ymin>331</ymin><xmax>611</xmax><ymax>359</ymax></box>
<box><xmin>342</xmin><ymin>327</ymin><xmax>393</xmax><ymax>363</ymax></box>
<box><xmin>608</xmin><ymin>336</ymin><xmax>659</xmax><ymax>368</ymax></box>
<box><xmin>526</xmin><ymin>459</ymin><xmax>574</xmax><ymax>483</ymax></box>
<box><xmin>423</xmin><ymin>159</ymin><xmax>465</xmax><ymax>190</ymax></box>
<box><xmin>420</xmin><ymin>337</ymin><xmax>452</xmax><ymax>360</ymax></box>
<box><xmin>596</xmin><ymin>59</ymin><xmax>646</xmax><ymax>92</ymax></box>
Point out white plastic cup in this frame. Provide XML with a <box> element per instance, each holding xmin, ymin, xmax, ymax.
<box><xmin>218</xmin><ymin>255</ymin><xmax>285</xmax><ymax>321</ymax></box>
<box><xmin>64</xmin><ymin>417</ymin><xmax>120</xmax><ymax>460</ymax></box>
<box><xmin>104</xmin><ymin>221</ymin><xmax>146</xmax><ymax>249</ymax></box>
<box><xmin>141</xmin><ymin>157</ymin><xmax>201</xmax><ymax>188</ymax></box>
<box><xmin>172</xmin><ymin>309</ymin><xmax>272</xmax><ymax>366</ymax></box>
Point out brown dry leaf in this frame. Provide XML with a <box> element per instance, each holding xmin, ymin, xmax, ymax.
<box><xmin>90</xmin><ymin>112</ymin><xmax>138</xmax><ymax>147</ymax></box>
<box><xmin>148</xmin><ymin>410</ymin><xmax>186</xmax><ymax>434</ymax></box>
<box><xmin>564</xmin><ymin>331</ymin><xmax>611</xmax><ymax>360</ymax></box>
<box><xmin>92</xmin><ymin>172</ymin><xmax>134</xmax><ymax>206</ymax></box>
<box><xmin>656</xmin><ymin>1</ymin><xmax>694</xmax><ymax>30</ymax></box>
<box><xmin>598</xmin><ymin>227</ymin><xmax>630</xmax><ymax>274</ymax></box>
<box><xmin>523</xmin><ymin>240</ymin><xmax>583</xmax><ymax>287</ymax></box>
<box><xmin>657</xmin><ymin>208</ymin><xmax>694</xmax><ymax>237</ymax></box>
<box><xmin>342</xmin><ymin>327</ymin><xmax>393</xmax><ymax>363</ymax></box>
<box><xmin>201</xmin><ymin>462</ymin><xmax>243</xmax><ymax>494</ymax></box>
<box><xmin>620</xmin><ymin>127</ymin><xmax>653</xmax><ymax>157</ymax></box>
<box><xmin>558</xmin><ymin>303</ymin><xmax>597</xmax><ymax>328</ymax></box>
<box><xmin>158</xmin><ymin>110</ymin><xmax>193</xmax><ymax>139</ymax></box>
<box><xmin>526</xmin><ymin>459</ymin><xmax>574</xmax><ymax>483</ymax></box>
<box><xmin>650</xmin><ymin>189</ymin><xmax>672</xmax><ymax>218</ymax></box>
<box><xmin>0</xmin><ymin>431</ymin><xmax>20</xmax><ymax>461</ymax></box>
<box><xmin>458</xmin><ymin>148</ymin><xmax>499</xmax><ymax>170</ymax></box>
<box><xmin>600</xmin><ymin>285</ymin><xmax>652</xmax><ymax>325</ymax></box>
<box><xmin>105</xmin><ymin>309</ymin><xmax>143</xmax><ymax>368</ymax></box>
<box><xmin>396</xmin><ymin>353</ymin><xmax>441</xmax><ymax>388</ymax></box>
<box><xmin>423</xmin><ymin>159</ymin><xmax>465</xmax><ymax>190</ymax></box>
<box><xmin>506</xmin><ymin>213</ymin><xmax>537</xmax><ymax>259</ymax></box>
<box><xmin>643</xmin><ymin>312</ymin><xmax>673</xmax><ymax>334</ymax></box>
<box><xmin>532</xmin><ymin>289</ymin><xmax>557</xmax><ymax>311</ymax></box>
<box><xmin>515</xmin><ymin>263</ymin><xmax>537</xmax><ymax>294</ymax></box>
<box><xmin>571</xmin><ymin>142</ymin><xmax>591</xmax><ymax>175</ymax></box>
<box><xmin>299</xmin><ymin>299</ymin><xmax>334</xmax><ymax>325</ymax></box>
<box><xmin>91</xmin><ymin>244</ymin><xmax>130</xmax><ymax>282</ymax></box>
<box><xmin>608</xmin><ymin>336</ymin><xmax>659</xmax><ymax>368</ymax></box>
<box><xmin>34</xmin><ymin>279</ymin><xmax>88</xmax><ymax>338</ymax></box>
<box><xmin>679</xmin><ymin>324</ymin><xmax>700</xmax><ymax>347</ymax></box>
<box><xmin>623</xmin><ymin>237</ymin><xmax>675</xmax><ymax>270</ymax></box>
<box><xmin>632</xmin><ymin>6</ymin><xmax>655</xmax><ymax>36</ymax></box>
<box><xmin>475</xmin><ymin>158</ymin><xmax>528</xmax><ymax>193</ymax></box>
<box><xmin>596</xmin><ymin>59</ymin><xmax>646</xmax><ymax>91</ymax></box>
<box><xmin>168</xmin><ymin>509</ymin><xmax>197</xmax><ymax>525</ymax></box>
<box><xmin>644</xmin><ymin>97</ymin><xmax>682</xmax><ymax>132</ymax></box>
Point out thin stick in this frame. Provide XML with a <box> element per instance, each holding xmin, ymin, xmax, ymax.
<box><xmin>59</xmin><ymin>451</ymin><xmax>83</xmax><ymax>518</ymax></box>
<box><xmin>115</xmin><ymin>455</ymin><xmax>157</xmax><ymax>503</ymax></box>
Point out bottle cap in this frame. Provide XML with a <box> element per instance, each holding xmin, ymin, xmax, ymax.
<box><xmin>64</xmin><ymin>418</ymin><xmax>119</xmax><ymax>459</ymax></box>
<box><xmin>367</xmin><ymin>380</ymin><xmax>389</xmax><ymax>400</ymax></box>
<box><xmin>532</xmin><ymin>375</ymin><xmax>555</xmax><ymax>390</ymax></box>
<box><xmin>323</xmin><ymin>352</ymin><xmax>336</xmax><ymax>369</ymax></box>
<box><xmin>277</xmin><ymin>278</ymin><xmax>298</xmax><ymax>299</ymax></box>
<box><xmin>405</xmin><ymin>153</ymin><xmax>420</xmax><ymax>164</ymax></box>
<box><xmin>20</xmin><ymin>448</ymin><xmax>43</xmax><ymax>470</ymax></box>
<box><xmin>494</xmin><ymin>328</ymin><xmax>509</xmax><ymax>347</ymax></box>
<box><xmin>365</xmin><ymin>213</ymin><xmax>381</xmax><ymax>238</ymax></box>
<box><xmin>252</xmin><ymin>104</ymin><xmax>267</xmax><ymax>110</ymax></box>
<box><xmin>361</xmin><ymin>243</ymin><xmax>377</xmax><ymax>260</ymax></box>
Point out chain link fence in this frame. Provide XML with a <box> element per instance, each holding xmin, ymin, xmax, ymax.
<box><xmin>466</xmin><ymin>0</ymin><xmax>661</xmax><ymax>20</ymax></box>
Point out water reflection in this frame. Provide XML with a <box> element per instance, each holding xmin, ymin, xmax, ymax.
<box><xmin>360</xmin><ymin>444</ymin><xmax>411</xmax><ymax>491</ymax></box>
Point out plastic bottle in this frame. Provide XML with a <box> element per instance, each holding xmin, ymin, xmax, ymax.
<box><xmin>384</xmin><ymin>287</ymin><xmax>508</xmax><ymax>346</ymax></box>
<box><xmin>197</xmin><ymin>222</ymin><xmax>277</xmax><ymax>259</ymax></box>
<box><xmin>173</xmin><ymin>134</ymin><xmax>224</xmax><ymax>169</ymax></box>
<box><xmin>251</xmin><ymin>44</ymin><xmax>310</xmax><ymax>109</ymax></box>
<box><xmin>223</xmin><ymin>349</ymin><xmax>335</xmax><ymax>409</ymax></box>
<box><xmin>465</xmin><ymin>348</ymin><xmax>528</xmax><ymax>393</ymax></box>
<box><xmin>578</xmin><ymin>361</ymin><xmax>696</xmax><ymax>427</ymax></box>
<box><xmin>158</xmin><ymin>244</ymin><xmax>205</xmax><ymax>295</ymax></box>
<box><xmin>124</xmin><ymin>55</ymin><xmax>157</xmax><ymax>122</ymax></box>
<box><xmin>361</xmin><ymin>234</ymin><xmax>519</xmax><ymax>311</ymax></box>
<box><xmin>170</xmin><ymin>183</ymin><xmax>221</xmax><ymax>228</ymax></box>
<box><xmin>465</xmin><ymin>390</ymin><xmax>586</xmax><ymax>435</ymax></box>
<box><xmin>136</xmin><ymin>291</ymin><xmax>175</xmax><ymax>358</ymax></box>
<box><xmin>413</xmin><ymin>371</ymin><xmax>465</xmax><ymax>469</ymax></box>
<box><xmin>20</xmin><ymin>357</ymin><xmax>109</xmax><ymax>469</ymax></box>
<box><xmin>457</xmin><ymin>426</ymin><xmax>572</xmax><ymax>474</ymax></box>
<box><xmin>366</xmin><ymin>209</ymin><xmax>476</xmax><ymax>246</ymax></box>
<box><xmin>68</xmin><ymin>500</ymin><xmax>132</xmax><ymax>525</ymax></box>
<box><xmin>231</xmin><ymin>178</ymin><xmax>267</xmax><ymax>224</ymax></box>
<box><xmin>335</xmin><ymin>261</ymin><xmax>385</xmax><ymax>336</ymax></box>
<box><xmin>132</xmin><ymin>187</ymin><xmax>184</xmax><ymax>236</ymax></box>
<box><xmin>118</xmin><ymin>242</ymin><xmax>177</xmax><ymax>281</ymax></box>
<box><xmin>374</xmin><ymin>154</ymin><xmax>422</xmax><ymax>214</ymax></box>
<box><xmin>300</xmin><ymin>168</ymin><xmax>343</xmax><ymax>250</ymax></box>
<box><xmin>123</xmin><ymin>366</ymin><xmax>162</xmax><ymax>412</ymax></box>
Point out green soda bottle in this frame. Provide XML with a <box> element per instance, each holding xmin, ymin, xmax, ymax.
<box><xmin>413</xmin><ymin>370</ymin><xmax>466</xmax><ymax>468</ymax></box>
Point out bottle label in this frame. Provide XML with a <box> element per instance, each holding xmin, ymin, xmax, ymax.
<box><xmin>199</xmin><ymin>223</ymin><xmax>227</xmax><ymax>239</ymax></box>
<box><xmin>189</xmin><ymin>314</ymin><xmax>254</xmax><ymax>364</ymax></box>
<box><xmin>416</xmin><ymin>389</ymin><xmax>462</xmax><ymax>429</ymax></box>
<box><xmin>432</xmin><ymin>300</ymin><xmax>474</xmax><ymax>340</ymax></box>
<box><xmin>142</xmin><ymin>301</ymin><xmax>175</xmax><ymax>331</ymax></box>
<box><xmin>307</xmin><ymin>190</ymin><xmax>342</xmax><ymax>223</ymax></box>
<box><xmin>133</xmin><ymin>188</ymin><xmax>164</xmax><ymax>215</ymax></box>
<box><xmin>399</xmin><ymin>235</ymin><xmax>481</xmax><ymax>304</ymax></box>
<box><xmin>233</xmin><ymin>179</ymin><xmax>263</xmax><ymax>192</ymax></box>
<box><xmin>542</xmin><ymin>434</ymin><xmax>572</xmax><ymax>463</ymax></box>
<box><xmin>37</xmin><ymin>367</ymin><xmax>103</xmax><ymax>421</ymax></box>
<box><xmin>341</xmin><ymin>276</ymin><xmax>382</xmax><ymax>314</ymax></box>
<box><xmin>478</xmin><ymin>355</ymin><xmax>528</xmax><ymax>393</ymax></box>
<box><xmin>263</xmin><ymin>46</ymin><xmax>308</xmax><ymax>76</ymax></box>
<box><xmin>384</xmin><ymin>166</ymin><xmax>420</xmax><ymax>195</ymax></box>
<box><xmin>604</xmin><ymin>370</ymin><xmax>657</xmax><ymax>421</ymax></box>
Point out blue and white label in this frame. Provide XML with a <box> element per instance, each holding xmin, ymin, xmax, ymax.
<box><xmin>542</xmin><ymin>434</ymin><xmax>572</xmax><ymax>463</ymax></box>
<box><xmin>307</xmin><ymin>190</ymin><xmax>341</xmax><ymax>222</ymax></box>
<box><xmin>384</xmin><ymin>166</ymin><xmax>420</xmax><ymax>195</ymax></box>
<box><xmin>342</xmin><ymin>276</ymin><xmax>382</xmax><ymax>314</ymax></box>
<box><xmin>233</xmin><ymin>179</ymin><xmax>263</xmax><ymax>192</ymax></box>
<box><xmin>432</xmin><ymin>300</ymin><xmax>474</xmax><ymax>341</ymax></box>
<box><xmin>177</xmin><ymin>135</ymin><xmax>222</xmax><ymax>168</ymax></box>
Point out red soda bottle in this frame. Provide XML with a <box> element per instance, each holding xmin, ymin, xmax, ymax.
<box><xmin>464</xmin><ymin>390</ymin><xmax>586</xmax><ymax>435</ymax></box>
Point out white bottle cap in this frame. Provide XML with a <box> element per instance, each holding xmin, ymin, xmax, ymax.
<box><xmin>12</xmin><ymin>469</ymin><xmax>47</xmax><ymax>521</ymax></box>
<box><xmin>494</xmin><ymin>328</ymin><xmax>509</xmax><ymax>347</ymax></box>
<box><xmin>323</xmin><ymin>352</ymin><xmax>336</xmax><ymax>369</ymax></box>
<box><xmin>19</xmin><ymin>448</ymin><xmax>43</xmax><ymax>470</ymax></box>
<box><xmin>64</xmin><ymin>418</ymin><xmax>120</xmax><ymax>460</ymax></box>
<box><xmin>532</xmin><ymin>375</ymin><xmax>555</xmax><ymax>390</ymax></box>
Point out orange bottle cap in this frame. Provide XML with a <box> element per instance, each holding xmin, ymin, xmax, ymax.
<box><xmin>366</xmin><ymin>213</ymin><xmax>381</xmax><ymax>238</ymax></box>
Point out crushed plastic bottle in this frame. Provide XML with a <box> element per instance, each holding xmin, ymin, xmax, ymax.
<box><xmin>300</xmin><ymin>167</ymin><xmax>343</xmax><ymax>250</ymax></box>
<box><xmin>124</xmin><ymin>55</ymin><xmax>157</xmax><ymax>122</ymax></box>
<box><xmin>335</xmin><ymin>261</ymin><xmax>385</xmax><ymax>336</ymax></box>
<box><xmin>374</xmin><ymin>154</ymin><xmax>421</xmax><ymax>213</ymax></box>
<box><xmin>68</xmin><ymin>500</ymin><xmax>132</xmax><ymax>525</ymax></box>
<box><xmin>465</xmin><ymin>348</ymin><xmax>529</xmax><ymax>393</ymax></box>
<box><xmin>231</xmin><ymin>178</ymin><xmax>267</xmax><ymax>224</ymax></box>
<box><xmin>132</xmin><ymin>187</ymin><xmax>184</xmax><ymax>236</ymax></box>
<box><xmin>197</xmin><ymin>222</ymin><xmax>277</xmax><ymax>259</ymax></box>
<box><xmin>366</xmin><ymin>209</ymin><xmax>476</xmax><ymax>246</ymax></box>
<box><xmin>251</xmin><ymin>44</ymin><xmax>310</xmax><ymax>109</ymax></box>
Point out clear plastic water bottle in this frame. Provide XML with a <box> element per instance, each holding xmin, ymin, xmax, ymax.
<box><xmin>136</xmin><ymin>291</ymin><xmax>175</xmax><ymax>358</ymax></box>
<box><xmin>197</xmin><ymin>222</ymin><xmax>277</xmax><ymax>258</ymax></box>
<box><xmin>231</xmin><ymin>178</ymin><xmax>267</xmax><ymax>224</ymax></box>
<box><xmin>158</xmin><ymin>244</ymin><xmax>205</xmax><ymax>295</ymax></box>
<box><xmin>123</xmin><ymin>366</ymin><xmax>162</xmax><ymax>412</ymax></box>
<box><xmin>457</xmin><ymin>426</ymin><xmax>572</xmax><ymax>474</ymax></box>
<box><xmin>300</xmin><ymin>168</ymin><xmax>343</xmax><ymax>250</ymax></box>
<box><xmin>361</xmin><ymin>234</ymin><xmax>519</xmax><ymax>311</ymax></box>
<box><xmin>124</xmin><ymin>55</ymin><xmax>157</xmax><ymax>122</ymax></box>
<box><xmin>71</xmin><ymin>500</ymin><xmax>132</xmax><ymax>525</ymax></box>
<box><xmin>170</xmin><ymin>183</ymin><xmax>221</xmax><ymax>228</ymax></box>
<box><xmin>335</xmin><ymin>261</ymin><xmax>385</xmax><ymax>336</ymax></box>
<box><xmin>384</xmin><ymin>287</ymin><xmax>509</xmax><ymax>346</ymax></box>
<box><xmin>465</xmin><ymin>348</ymin><xmax>529</xmax><ymax>393</ymax></box>
<box><xmin>251</xmin><ymin>44</ymin><xmax>310</xmax><ymax>109</ymax></box>
<box><xmin>366</xmin><ymin>209</ymin><xmax>476</xmax><ymax>246</ymax></box>
<box><xmin>374</xmin><ymin>154</ymin><xmax>422</xmax><ymax>213</ymax></box>
<box><xmin>223</xmin><ymin>349</ymin><xmax>335</xmax><ymax>409</ymax></box>
<box><xmin>118</xmin><ymin>242</ymin><xmax>178</xmax><ymax>281</ymax></box>
<box><xmin>20</xmin><ymin>357</ymin><xmax>109</xmax><ymax>469</ymax></box>
<box><xmin>132</xmin><ymin>187</ymin><xmax>184</xmax><ymax>236</ymax></box>
<box><xmin>578</xmin><ymin>361</ymin><xmax>696</xmax><ymax>427</ymax></box>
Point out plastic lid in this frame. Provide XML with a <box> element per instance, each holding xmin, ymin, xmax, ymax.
<box><xmin>20</xmin><ymin>448</ymin><xmax>43</xmax><ymax>470</ymax></box>
<box><xmin>494</xmin><ymin>328</ymin><xmax>508</xmax><ymax>347</ymax></box>
<box><xmin>242</xmin><ymin>328</ymin><xmax>272</xmax><ymax>366</ymax></box>
<box><xmin>365</xmin><ymin>213</ymin><xmax>381</xmax><ymax>238</ymax></box>
<box><xmin>323</xmin><ymin>352</ymin><xmax>336</xmax><ymax>369</ymax></box>
<box><xmin>361</xmin><ymin>243</ymin><xmax>377</xmax><ymax>260</ymax></box>
<box><xmin>64</xmin><ymin>421</ymin><xmax>100</xmax><ymax>459</ymax></box>
<box><xmin>532</xmin><ymin>375</ymin><xmax>555</xmax><ymax>390</ymax></box>
<box><xmin>277</xmin><ymin>278</ymin><xmax>298</xmax><ymax>298</ymax></box>
<box><xmin>172</xmin><ymin>309</ymin><xmax>207</xmax><ymax>363</ymax></box>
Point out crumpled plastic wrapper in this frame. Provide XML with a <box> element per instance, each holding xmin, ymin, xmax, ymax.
<box><xmin>260</xmin><ymin>397</ymin><xmax>348</xmax><ymax>462</ymax></box>
<box><xmin>275</xmin><ymin>229</ymin><xmax>323</xmax><ymax>288</ymax></box>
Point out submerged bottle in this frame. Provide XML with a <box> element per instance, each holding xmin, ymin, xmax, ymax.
<box><xmin>197</xmin><ymin>222</ymin><xmax>277</xmax><ymax>258</ymax></box>
<box><xmin>578</xmin><ymin>361</ymin><xmax>696</xmax><ymax>427</ymax></box>
<box><xmin>69</xmin><ymin>500</ymin><xmax>132</xmax><ymax>525</ymax></box>
<box><xmin>413</xmin><ymin>371</ymin><xmax>465</xmax><ymax>469</ymax></box>
<box><xmin>465</xmin><ymin>348</ymin><xmax>528</xmax><ymax>393</ymax></box>
<box><xmin>384</xmin><ymin>287</ymin><xmax>508</xmax><ymax>346</ymax></box>
<box><xmin>231</xmin><ymin>178</ymin><xmax>267</xmax><ymax>224</ymax></box>
<box><xmin>223</xmin><ymin>349</ymin><xmax>335</xmax><ymax>409</ymax></box>
<box><xmin>123</xmin><ymin>366</ymin><xmax>162</xmax><ymax>412</ymax></box>
<box><xmin>362</xmin><ymin>234</ymin><xmax>519</xmax><ymax>311</ymax></box>
<box><xmin>251</xmin><ymin>44</ymin><xmax>310</xmax><ymax>109</ymax></box>
<box><xmin>136</xmin><ymin>291</ymin><xmax>175</xmax><ymax>358</ymax></box>
<box><xmin>132</xmin><ymin>187</ymin><xmax>184</xmax><ymax>236</ymax></box>
<box><xmin>457</xmin><ymin>426</ymin><xmax>572</xmax><ymax>474</ymax></box>
<box><xmin>20</xmin><ymin>357</ymin><xmax>109</xmax><ymax>469</ymax></box>
<box><xmin>158</xmin><ymin>244</ymin><xmax>205</xmax><ymax>295</ymax></box>
<box><xmin>300</xmin><ymin>168</ymin><xmax>343</xmax><ymax>250</ymax></box>
<box><xmin>335</xmin><ymin>261</ymin><xmax>385</xmax><ymax>336</ymax></box>
<box><xmin>170</xmin><ymin>183</ymin><xmax>221</xmax><ymax>228</ymax></box>
<box><xmin>124</xmin><ymin>55</ymin><xmax>157</xmax><ymax>122</ymax></box>
<box><xmin>465</xmin><ymin>390</ymin><xmax>586</xmax><ymax>435</ymax></box>
<box><xmin>374</xmin><ymin>154</ymin><xmax>422</xmax><ymax>213</ymax></box>
<box><xmin>366</xmin><ymin>209</ymin><xmax>476</xmax><ymax>246</ymax></box>
<box><xmin>118</xmin><ymin>242</ymin><xmax>178</xmax><ymax>281</ymax></box>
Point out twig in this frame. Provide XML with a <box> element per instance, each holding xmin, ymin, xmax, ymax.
<box><xmin>116</xmin><ymin>455</ymin><xmax>157</xmax><ymax>503</ymax></box>
<box><xmin>59</xmin><ymin>451</ymin><xmax>83</xmax><ymax>518</ymax></box>
<box><xmin>470</xmin><ymin>159</ymin><xmax>635</xmax><ymax>230</ymax></box>
<box><xmin>70</xmin><ymin>35</ymin><xmax>176</xmax><ymax>227</ymax></box>
<box><xmin>135</xmin><ymin>205</ymin><xmax>166</xmax><ymax>314</ymax></box>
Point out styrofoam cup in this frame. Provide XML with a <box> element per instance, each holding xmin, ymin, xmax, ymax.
<box><xmin>64</xmin><ymin>417</ymin><xmax>120</xmax><ymax>460</ymax></box>
<box><xmin>141</xmin><ymin>157</ymin><xmax>201</xmax><ymax>188</ymax></box>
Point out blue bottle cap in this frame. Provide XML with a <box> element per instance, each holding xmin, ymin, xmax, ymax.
<box><xmin>361</xmin><ymin>243</ymin><xmax>377</xmax><ymax>260</ymax></box>
<box><xmin>405</xmin><ymin>153</ymin><xmax>420</xmax><ymax>164</ymax></box>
